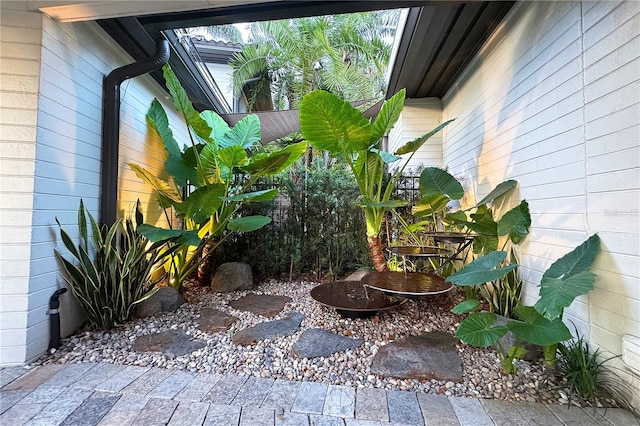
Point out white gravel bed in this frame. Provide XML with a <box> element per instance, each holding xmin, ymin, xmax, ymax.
<box><xmin>32</xmin><ymin>279</ymin><xmax>563</xmax><ymax>404</ymax></box>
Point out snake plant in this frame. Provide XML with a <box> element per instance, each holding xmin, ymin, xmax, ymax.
<box><xmin>55</xmin><ymin>200</ymin><xmax>173</xmax><ymax>329</ymax></box>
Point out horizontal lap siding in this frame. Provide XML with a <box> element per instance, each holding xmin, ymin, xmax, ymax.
<box><xmin>18</xmin><ymin>14</ymin><xmax>187</xmax><ymax>364</ymax></box>
<box><xmin>387</xmin><ymin>98</ymin><xmax>443</xmax><ymax>174</ymax></box>
<box><xmin>442</xmin><ymin>0</ymin><xmax>640</xmax><ymax>404</ymax></box>
<box><xmin>582</xmin><ymin>0</ymin><xmax>640</xmax><ymax>388</ymax></box>
<box><xmin>0</xmin><ymin>3</ymin><xmax>42</xmax><ymax>365</ymax></box>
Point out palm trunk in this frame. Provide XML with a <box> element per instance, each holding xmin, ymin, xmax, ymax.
<box><xmin>196</xmin><ymin>237</ymin><xmax>219</xmax><ymax>285</ymax></box>
<box><xmin>368</xmin><ymin>235</ymin><xmax>388</xmax><ymax>272</ymax></box>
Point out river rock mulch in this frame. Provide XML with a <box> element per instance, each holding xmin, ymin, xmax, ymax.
<box><xmin>31</xmin><ymin>278</ymin><xmax>565</xmax><ymax>405</ymax></box>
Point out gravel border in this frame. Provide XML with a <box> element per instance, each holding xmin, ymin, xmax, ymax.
<box><xmin>32</xmin><ymin>279</ymin><xmax>565</xmax><ymax>404</ymax></box>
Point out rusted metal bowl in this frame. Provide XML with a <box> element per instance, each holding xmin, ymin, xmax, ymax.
<box><xmin>310</xmin><ymin>280</ymin><xmax>406</xmax><ymax>319</ymax></box>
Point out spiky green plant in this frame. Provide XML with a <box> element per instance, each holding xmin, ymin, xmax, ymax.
<box><xmin>557</xmin><ymin>333</ymin><xmax>639</xmax><ymax>418</ymax></box>
<box><xmin>55</xmin><ymin>200</ymin><xmax>172</xmax><ymax>329</ymax></box>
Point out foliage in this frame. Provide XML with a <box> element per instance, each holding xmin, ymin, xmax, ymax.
<box><xmin>230</xmin><ymin>11</ymin><xmax>399</xmax><ymax>110</ymax></box>
<box><xmin>450</xmin><ymin>234</ymin><xmax>601</xmax><ymax>370</ymax></box>
<box><xmin>300</xmin><ymin>88</ymin><xmax>454</xmax><ymax>271</ymax></box>
<box><xmin>557</xmin><ymin>333</ymin><xmax>640</xmax><ymax>417</ymax></box>
<box><xmin>131</xmin><ymin>64</ymin><xmax>306</xmax><ymax>288</ymax></box>
<box><xmin>219</xmin><ymin>157</ymin><xmax>369</xmax><ymax>279</ymax></box>
<box><xmin>479</xmin><ymin>248</ymin><xmax>522</xmax><ymax>319</ymax></box>
<box><xmin>55</xmin><ymin>200</ymin><xmax>171</xmax><ymax>329</ymax></box>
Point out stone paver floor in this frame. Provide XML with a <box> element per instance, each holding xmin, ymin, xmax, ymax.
<box><xmin>1</xmin><ymin>363</ymin><xmax>637</xmax><ymax>425</ymax></box>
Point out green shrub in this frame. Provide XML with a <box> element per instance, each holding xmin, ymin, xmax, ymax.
<box><xmin>220</xmin><ymin>157</ymin><xmax>369</xmax><ymax>279</ymax></box>
<box><xmin>55</xmin><ymin>201</ymin><xmax>171</xmax><ymax>329</ymax></box>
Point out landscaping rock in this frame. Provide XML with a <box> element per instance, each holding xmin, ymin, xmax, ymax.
<box><xmin>232</xmin><ymin>312</ymin><xmax>305</xmax><ymax>345</ymax></box>
<box><xmin>211</xmin><ymin>262</ymin><xmax>254</xmax><ymax>292</ymax></box>
<box><xmin>229</xmin><ymin>293</ymin><xmax>291</xmax><ymax>317</ymax></box>
<box><xmin>494</xmin><ymin>314</ymin><xmax>542</xmax><ymax>361</ymax></box>
<box><xmin>197</xmin><ymin>308</ymin><xmax>238</xmax><ymax>333</ymax></box>
<box><xmin>132</xmin><ymin>330</ymin><xmax>206</xmax><ymax>358</ymax></box>
<box><xmin>370</xmin><ymin>331</ymin><xmax>463</xmax><ymax>382</ymax></box>
<box><xmin>292</xmin><ymin>328</ymin><xmax>363</xmax><ymax>358</ymax></box>
<box><xmin>135</xmin><ymin>287</ymin><xmax>184</xmax><ymax>318</ymax></box>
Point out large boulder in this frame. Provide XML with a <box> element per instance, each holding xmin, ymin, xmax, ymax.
<box><xmin>211</xmin><ymin>262</ymin><xmax>254</xmax><ymax>293</ymax></box>
<box><xmin>135</xmin><ymin>286</ymin><xmax>184</xmax><ymax>318</ymax></box>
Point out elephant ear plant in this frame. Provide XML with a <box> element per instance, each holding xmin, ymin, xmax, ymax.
<box><xmin>131</xmin><ymin>64</ymin><xmax>307</xmax><ymax>288</ymax></box>
<box><xmin>55</xmin><ymin>200</ymin><xmax>174</xmax><ymax>329</ymax></box>
<box><xmin>447</xmin><ymin>234</ymin><xmax>601</xmax><ymax>371</ymax></box>
<box><xmin>300</xmin><ymin>89</ymin><xmax>454</xmax><ymax>271</ymax></box>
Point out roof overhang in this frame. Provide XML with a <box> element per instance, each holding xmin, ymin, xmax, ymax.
<box><xmin>92</xmin><ymin>1</ymin><xmax>512</xmax><ymax>110</ymax></box>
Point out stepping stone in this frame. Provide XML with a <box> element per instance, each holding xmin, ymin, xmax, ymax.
<box><xmin>292</xmin><ymin>328</ymin><xmax>363</xmax><ymax>358</ymax></box>
<box><xmin>370</xmin><ymin>331</ymin><xmax>463</xmax><ymax>382</ymax></box>
<box><xmin>229</xmin><ymin>293</ymin><xmax>292</xmax><ymax>317</ymax></box>
<box><xmin>232</xmin><ymin>312</ymin><xmax>305</xmax><ymax>345</ymax></box>
<box><xmin>132</xmin><ymin>330</ymin><xmax>206</xmax><ymax>358</ymax></box>
<box><xmin>198</xmin><ymin>308</ymin><xmax>238</xmax><ymax>333</ymax></box>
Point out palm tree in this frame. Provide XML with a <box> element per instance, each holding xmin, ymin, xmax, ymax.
<box><xmin>228</xmin><ymin>10</ymin><xmax>400</xmax><ymax>111</ymax></box>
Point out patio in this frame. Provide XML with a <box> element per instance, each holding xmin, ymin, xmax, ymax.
<box><xmin>2</xmin><ymin>362</ymin><xmax>637</xmax><ymax>425</ymax></box>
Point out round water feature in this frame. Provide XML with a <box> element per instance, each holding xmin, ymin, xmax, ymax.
<box><xmin>310</xmin><ymin>280</ymin><xmax>406</xmax><ymax>319</ymax></box>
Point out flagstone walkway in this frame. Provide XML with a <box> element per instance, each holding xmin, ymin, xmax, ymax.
<box><xmin>1</xmin><ymin>363</ymin><xmax>636</xmax><ymax>425</ymax></box>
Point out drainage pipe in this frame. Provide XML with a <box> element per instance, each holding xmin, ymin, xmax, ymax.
<box><xmin>48</xmin><ymin>288</ymin><xmax>68</xmax><ymax>350</ymax></box>
<box><xmin>100</xmin><ymin>39</ymin><xmax>170</xmax><ymax>226</ymax></box>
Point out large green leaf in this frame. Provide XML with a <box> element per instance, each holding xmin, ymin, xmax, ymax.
<box><xmin>177</xmin><ymin>184</ymin><xmax>226</xmax><ymax>225</ymax></box>
<box><xmin>475</xmin><ymin>180</ymin><xmax>518</xmax><ymax>207</ymax></box>
<box><xmin>370</xmin><ymin>148</ymin><xmax>401</xmax><ymax>164</ymax></box>
<box><xmin>467</xmin><ymin>205</ymin><xmax>497</xmax><ymax>235</ymax></box>
<box><xmin>418</xmin><ymin>167</ymin><xmax>464</xmax><ymax>200</ymax></box>
<box><xmin>371</xmin><ymin>88</ymin><xmax>405</xmax><ymax>140</ymax></box>
<box><xmin>147</xmin><ymin>100</ymin><xmax>197</xmax><ymax>187</ymax></box>
<box><xmin>222</xmin><ymin>188</ymin><xmax>278</xmax><ymax>202</ymax></box>
<box><xmin>200</xmin><ymin>110</ymin><xmax>230</xmax><ymax>141</ymax></box>
<box><xmin>394</xmin><ymin>119</ymin><xmax>455</xmax><ymax>155</ymax></box>
<box><xmin>219</xmin><ymin>114</ymin><xmax>261</xmax><ymax>148</ymax></box>
<box><xmin>227</xmin><ymin>215</ymin><xmax>272</xmax><ymax>232</ymax></box>
<box><xmin>451</xmin><ymin>299</ymin><xmax>480</xmax><ymax>314</ymax></box>
<box><xmin>198</xmin><ymin>143</ymin><xmax>221</xmax><ymax>184</ymax></box>
<box><xmin>129</xmin><ymin>164</ymin><xmax>182</xmax><ymax>204</ymax></box>
<box><xmin>242</xmin><ymin>141</ymin><xmax>307</xmax><ymax>176</ymax></box>
<box><xmin>163</xmin><ymin>65</ymin><xmax>212</xmax><ymax>141</ymax></box>
<box><xmin>446</xmin><ymin>251</ymin><xmax>517</xmax><ymax>286</ymax></box>
<box><xmin>535</xmin><ymin>271</ymin><xmax>596</xmax><ymax>320</ymax></box>
<box><xmin>507</xmin><ymin>306</ymin><xmax>572</xmax><ymax>346</ymax></box>
<box><xmin>300</xmin><ymin>90</ymin><xmax>373</xmax><ymax>155</ymax></box>
<box><xmin>542</xmin><ymin>234</ymin><xmax>601</xmax><ymax>281</ymax></box>
<box><xmin>411</xmin><ymin>195</ymin><xmax>450</xmax><ymax>218</ymax></box>
<box><xmin>136</xmin><ymin>224</ymin><xmax>201</xmax><ymax>246</ymax></box>
<box><xmin>497</xmin><ymin>200</ymin><xmax>531</xmax><ymax>244</ymax></box>
<box><xmin>456</xmin><ymin>312</ymin><xmax>507</xmax><ymax>347</ymax></box>
<box><xmin>217</xmin><ymin>145</ymin><xmax>248</xmax><ymax>168</ymax></box>
<box><xmin>472</xmin><ymin>234</ymin><xmax>499</xmax><ymax>255</ymax></box>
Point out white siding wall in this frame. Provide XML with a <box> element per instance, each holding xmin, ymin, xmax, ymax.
<box><xmin>442</xmin><ymin>0</ymin><xmax>639</xmax><ymax>404</ymax></box>
<box><xmin>0</xmin><ymin>2</ymin><xmax>43</xmax><ymax>365</ymax></box>
<box><xmin>387</xmin><ymin>98</ymin><xmax>443</xmax><ymax>174</ymax></box>
<box><xmin>206</xmin><ymin>62</ymin><xmax>234</xmax><ymax>112</ymax></box>
<box><xmin>0</xmin><ymin>1</ymin><xmax>187</xmax><ymax>365</ymax></box>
